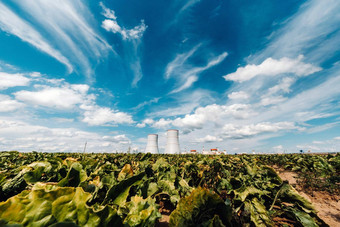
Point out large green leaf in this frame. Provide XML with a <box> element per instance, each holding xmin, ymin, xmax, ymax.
<box><xmin>122</xmin><ymin>196</ymin><xmax>161</xmax><ymax>226</ymax></box>
<box><xmin>23</xmin><ymin>162</ymin><xmax>52</xmax><ymax>184</ymax></box>
<box><xmin>0</xmin><ymin>183</ymin><xmax>121</xmax><ymax>227</ymax></box>
<box><xmin>245</xmin><ymin>197</ymin><xmax>273</xmax><ymax>227</ymax></box>
<box><xmin>117</xmin><ymin>164</ymin><xmax>134</xmax><ymax>181</ymax></box>
<box><xmin>103</xmin><ymin>171</ymin><xmax>146</xmax><ymax>206</ymax></box>
<box><xmin>169</xmin><ymin>187</ymin><xmax>232</xmax><ymax>227</ymax></box>
<box><xmin>278</xmin><ymin>183</ymin><xmax>315</xmax><ymax>213</ymax></box>
<box><xmin>58</xmin><ymin>163</ymin><xmax>87</xmax><ymax>187</ymax></box>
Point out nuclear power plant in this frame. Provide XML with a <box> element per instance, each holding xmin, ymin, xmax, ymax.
<box><xmin>144</xmin><ymin>129</ymin><xmax>181</xmax><ymax>154</ymax></box>
<box><xmin>165</xmin><ymin>129</ymin><xmax>181</xmax><ymax>154</ymax></box>
<box><xmin>145</xmin><ymin>134</ymin><xmax>159</xmax><ymax>154</ymax></box>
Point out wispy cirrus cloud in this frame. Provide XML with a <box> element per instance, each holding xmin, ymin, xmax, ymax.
<box><xmin>165</xmin><ymin>44</ymin><xmax>201</xmax><ymax>79</ymax></box>
<box><xmin>100</xmin><ymin>2</ymin><xmax>147</xmax><ymax>87</ymax></box>
<box><xmin>256</xmin><ymin>0</ymin><xmax>340</xmax><ymax>61</ymax></box>
<box><xmin>0</xmin><ymin>2</ymin><xmax>73</xmax><ymax>72</ymax></box>
<box><xmin>0</xmin><ymin>1</ymin><xmax>111</xmax><ymax>80</ymax></box>
<box><xmin>166</xmin><ymin>44</ymin><xmax>227</xmax><ymax>93</ymax></box>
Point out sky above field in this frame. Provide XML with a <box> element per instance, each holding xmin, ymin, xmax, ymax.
<box><xmin>0</xmin><ymin>0</ymin><xmax>340</xmax><ymax>153</ymax></box>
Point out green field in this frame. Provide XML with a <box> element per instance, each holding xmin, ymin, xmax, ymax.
<box><xmin>0</xmin><ymin>151</ymin><xmax>339</xmax><ymax>226</ymax></box>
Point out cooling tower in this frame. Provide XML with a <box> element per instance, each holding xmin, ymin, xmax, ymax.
<box><xmin>165</xmin><ymin>129</ymin><xmax>180</xmax><ymax>154</ymax></box>
<box><xmin>145</xmin><ymin>134</ymin><xmax>159</xmax><ymax>154</ymax></box>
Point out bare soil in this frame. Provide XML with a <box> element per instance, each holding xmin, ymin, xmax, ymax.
<box><xmin>273</xmin><ymin>166</ymin><xmax>340</xmax><ymax>227</ymax></box>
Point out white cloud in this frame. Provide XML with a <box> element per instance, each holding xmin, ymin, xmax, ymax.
<box><xmin>148</xmin><ymin>89</ymin><xmax>215</xmax><ymax>118</ymax></box>
<box><xmin>196</xmin><ymin>135</ymin><xmax>223</xmax><ymax>143</ymax></box>
<box><xmin>132</xmin><ymin>98</ymin><xmax>160</xmax><ymax>112</ymax></box>
<box><xmin>82</xmin><ymin>107</ymin><xmax>134</xmax><ymax>126</ymax></box>
<box><xmin>273</xmin><ymin>145</ymin><xmax>283</xmax><ymax>149</ymax></box>
<box><xmin>0</xmin><ymin>95</ymin><xmax>24</xmax><ymax>112</ymax></box>
<box><xmin>170</xmin><ymin>75</ymin><xmax>198</xmax><ymax>94</ymax></box>
<box><xmin>256</xmin><ymin>1</ymin><xmax>340</xmax><ymax>62</ymax></box>
<box><xmin>0</xmin><ymin>72</ymin><xmax>30</xmax><ymax>90</ymax></box>
<box><xmin>260</xmin><ymin>95</ymin><xmax>287</xmax><ymax>106</ymax></box>
<box><xmin>1</xmin><ymin>1</ymin><xmax>111</xmax><ymax>79</ymax></box>
<box><xmin>100</xmin><ymin>2</ymin><xmax>146</xmax><ymax>86</ymax></box>
<box><xmin>267</xmin><ymin>77</ymin><xmax>295</xmax><ymax>95</ymax></box>
<box><xmin>0</xmin><ymin>119</ymin><xmax>131</xmax><ymax>152</ymax></box>
<box><xmin>228</xmin><ymin>91</ymin><xmax>249</xmax><ymax>100</ymax></box>
<box><xmin>99</xmin><ymin>2</ymin><xmax>116</xmax><ymax>19</ymax></box>
<box><xmin>224</xmin><ymin>55</ymin><xmax>321</xmax><ymax>82</ymax></box>
<box><xmin>168</xmin><ymin>0</ymin><xmax>202</xmax><ymax>27</ymax></box>
<box><xmin>150</xmin><ymin>103</ymin><xmax>255</xmax><ymax>131</ymax></box>
<box><xmin>102</xmin><ymin>135</ymin><xmax>130</xmax><ymax>143</ymax></box>
<box><xmin>222</xmin><ymin>122</ymin><xmax>299</xmax><ymax>139</ymax></box>
<box><xmin>165</xmin><ymin>44</ymin><xmax>201</xmax><ymax>79</ymax></box>
<box><xmin>152</xmin><ymin>118</ymin><xmax>172</xmax><ymax>128</ymax></box>
<box><xmin>100</xmin><ymin>3</ymin><xmax>147</xmax><ymax>40</ymax></box>
<box><xmin>0</xmin><ymin>2</ymin><xmax>72</xmax><ymax>72</ymax></box>
<box><xmin>312</xmin><ymin>141</ymin><xmax>325</xmax><ymax>144</ymax></box>
<box><xmin>166</xmin><ymin>46</ymin><xmax>228</xmax><ymax>93</ymax></box>
<box><xmin>136</xmin><ymin>118</ymin><xmax>154</xmax><ymax>128</ymax></box>
<box><xmin>14</xmin><ymin>85</ymin><xmax>89</xmax><ymax>109</ymax></box>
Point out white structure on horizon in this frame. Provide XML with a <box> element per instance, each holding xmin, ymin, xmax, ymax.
<box><xmin>145</xmin><ymin>134</ymin><xmax>159</xmax><ymax>154</ymax></box>
<box><xmin>165</xmin><ymin>129</ymin><xmax>181</xmax><ymax>154</ymax></box>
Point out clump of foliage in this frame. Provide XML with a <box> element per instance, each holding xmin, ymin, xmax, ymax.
<box><xmin>169</xmin><ymin>187</ymin><xmax>231</xmax><ymax>226</ymax></box>
<box><xmin>0</xmin><ymin>151</ymin><xmax>335</xmax><ymax>226</ymax></box>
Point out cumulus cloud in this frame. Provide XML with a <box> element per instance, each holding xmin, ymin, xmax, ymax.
<box><xmin>152</xmin><ymin>118</ymin><xmax>172</xmax><ymax>128</ymax></box>
<box><xmin>224</xmin><ymin>55</ymin><xmax>321</xmax><ymax>82</ymax></box>
<box><xmin>150</xmin><ymin>103</ymin><xmax>256</xmax><ymax>131</ymax></box>
<box><xmin>222</xmin><ymin>122</ymin><xmax>299</xmax><ymax>139</ymax></box>
<box><xmin>14</xmin><ymin>85</ymin><xmax>89</xmax><ymax>109</ymax></box>
<box><xmin>0</xmin><ymin>119</ymin><xmax>131</xmax><ymax>152</ymax></box>
<box><xmin>136</xmin><ymin>118</ymin><xmax>154</xmax><ymax>128</ymax></box>
<box><xmin>82</xmin><ymin>107</ymin><xmax>134</xmax><ymax>126</ymax></box>
<box><xmin>0</xmin><ymin>95</ymin><xmax>24</xmax><ymax>112</ymax></box>
<box><xmin>0</xmin><ymin>72</ymin><xmax>30</xmax><ymax>90</ymax></box>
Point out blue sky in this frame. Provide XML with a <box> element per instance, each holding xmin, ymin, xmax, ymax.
<box><xmin>0</xmin><ymin>0</ymin><xmax>339</xmax><ymax>153</ymax></box>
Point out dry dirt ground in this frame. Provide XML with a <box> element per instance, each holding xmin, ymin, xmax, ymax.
<box><xmin>273</xmin><ymin>166</ymin><xmax>340</xmax><ymax>227</ymax></box>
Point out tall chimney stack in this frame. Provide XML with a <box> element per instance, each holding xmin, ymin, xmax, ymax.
<box><xmin>165</xmin><ymin>129</ymin><xmax>180</xmax><ymax>154</ymax></box>
<box><xmin>145</xmin><ymin>134</ymin><xmax>159</xmax><ymax>154</ymax></box>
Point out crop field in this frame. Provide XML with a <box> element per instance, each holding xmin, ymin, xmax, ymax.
<box><xmin>0</xmin><ymin>151</ymin><xmax>339</xmax><ymax>226</ymax></box>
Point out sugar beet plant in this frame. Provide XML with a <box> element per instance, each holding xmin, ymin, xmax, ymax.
<box><xmin>0</xmin><ymin>151</ymin><xmax>335</xmax><ymax>226</ymax></box>
<box><xmin>257</xmin><ymin>153</ymin><xmax>340</xmax><ymax>194</ymax></box>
